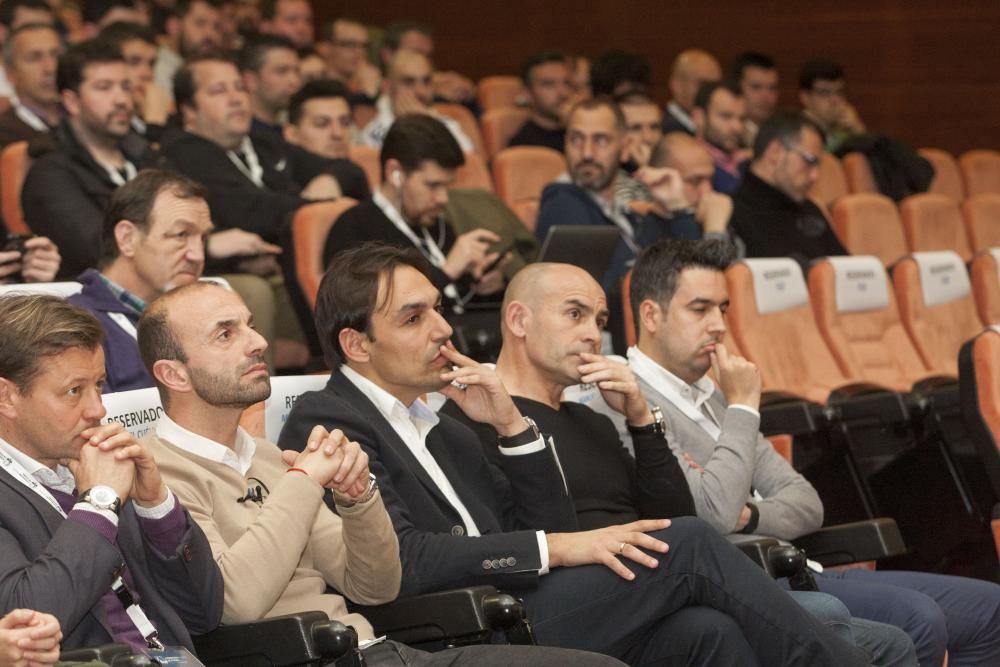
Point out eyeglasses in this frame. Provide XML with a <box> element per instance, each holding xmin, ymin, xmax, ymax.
<box><xmin>784</xmin><ymin>143</ymin><xmax>820</xmax><ymax>167</ymax></box>
<box><xmin>809</xmin><ymin>85</ymin><xmax>845</xmax><ymax>99</ymax></box>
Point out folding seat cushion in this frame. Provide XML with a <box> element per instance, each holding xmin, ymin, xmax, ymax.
<box><xmin>292</xmin><ymin>199</ymin><xmax>358</xmax><ymax>308</ymax></box>
<box><xmin>492</xmin><ymin>146</ymin><xmax>565</xmax><ymax>231</ymax></box>
<box><xmin>969</xmin><ymin>249</ymin><xmax>1000</xmax><ymax>326</ymax></box>
<box><xmin>831</xmin><ymin>194</ymin><xmax>908</xmax><ymax>266</ymax></box>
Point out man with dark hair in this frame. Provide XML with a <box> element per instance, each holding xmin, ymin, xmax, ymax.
<box><xmin>154</xmin><ymin>0</ymin><xmax>222</xmax><ymax>99</ymax></box>
<box><xmin>508</xmin><ymin>50</ymin><xmax>571</xmax><ymax>152</ymax></box>
<box><xmin>0</xmin><ymin>293</ymin><xmax>223</xmax><ymax>652</ymax></box>
<box><xmin>99</xmin><ymin>21</ymin><xmax>171</xmax><ymax>137</ymax></box>
<box><xmin>238</xmin><ymin>33</ymin><xmax>301</xmax><ymax>136</ymax></box>
<box><xmin>692</xmin><ymin>80</ymin><xmax>749</xmax><ymax>195</ymax></box>
<box><xmin>0</xmin><ymin>0</ymin><xmax>53</xmax><ymax>102</ymax></box>
<box><xmin>325</xmin><ymin>17</ymin><xmax>379</xmax><ymax>98</ymax></box>
<box><xmin>325</xmin><ymin>114</ymin><xmax>508</xmax><ymax>313</ymax></box>
<box><xmin>279</xmin><ymin>242</ymin><xmax>869</xmax><ymax>666</ymax></box>
<box><xmin>21</xmin><ymin>38</ymin><xmax>165</xmax><ymax>278</ymax></box>
<box><xmin>589</xmin><ymin>50</ymin><xmax>651</xmax><ymax>98</ymax></box>
<box><xmin>728</xmin><ymin>111</ymin><xmax>845</xmax><ymax>271</ymax></box>
<box><xmin>663</xmin><ymin>49</ymin><xmax>721</xmax><ymax>136</ymax></box>
<box><xmin>259</xmin><ymin>0</ymin><xmax>312</xmax><ymax>49</ymax></box>
<box><xmin>0</xmin><ymin>23</ymin><xmax>60</xmax><ymax>148</ymax></box>
<box><xmin>799</xmin><ymin>58</ymin><xmax>865</xmax><ymax>153</ymax></box>
<box><xmin>614</xmin><ymin>238</ymin><xmax>1000</xmax><ymax>667</ymax></box>
<box><xmin>66</xmin><ymin>169</ymin><xmax>212</xmax><ymax>393</ymax></box>
<box><xmin>731</xmin><ymin>51</ymin><xmax>778</xmax><ymax>145</ymax></box>
<box><xmin>284</xmin><ymin>78</ymin><xmax>352</xmax><ymax>160</ymax></box>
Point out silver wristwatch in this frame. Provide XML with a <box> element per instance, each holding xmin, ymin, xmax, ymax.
<box><xmin>334</xmin><ymin>473</ymin><xmax>378</xmax><ymax>508</ymax></box>
<box><xmin>79</xmin><ymin>485</ymin><xmax>123</xmax><ymax>515</ymax></box>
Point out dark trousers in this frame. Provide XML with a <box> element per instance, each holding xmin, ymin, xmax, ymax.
<box><xmin>520</xmin><ymin>517</ymin><xmax>868</xmax><ymax>666</ymax></box>
<box><xmin>357</xmin><ymin>640</ymin><xmax>625</xmax><ymax>666</ymax></box>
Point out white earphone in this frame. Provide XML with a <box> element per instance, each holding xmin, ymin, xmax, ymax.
<box><xmin>392</xmin><ymin>171</ymin><xmax>403</xmax><ymax>187</ymax></box>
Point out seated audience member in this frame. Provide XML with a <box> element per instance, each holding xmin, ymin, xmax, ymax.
<box><xmin>324</xmin><ymin>17</ymin><xmax>380</xmax><ymax>99</ymax></box>
<box><xmin>729</xmin><ymin>111</ymin><xmax>845</xmax><ymax>272</ymax></box>
<box><xmin>239</xmin><ymin>33</ymin><xmax>301</xmax><ymax>137</ymax></box>
<box><xmin>284</xmin><ymin>78</ymin><xmax>352</xmax><ymax>160</ymax></box>
<box><xmin>0</xmin><ymin>294</ymin><xmax>223</xmax><ymax>652</ymax></box>
<box><xmin>447</xmin><ymin>261</ymin><xmax>917</xmax><ymax>667</ymax></box>
<box><xmin>589</xmin><ymin>50</ymin><xmax>651</xmax><ymax>98</ymax></box>
<box><xmin>619</xmin><ymin>239</ymin><xmax>1000</xmax><ymax>667</ymax></box>
<box><xmin>618</xmin><ymin>92</ymin><xmax>662</xmax><ymax>170</ymax></box>
<box><xmin>22</xmin><ymin>39</ymin><xmax>165</xmax><ymax>278</ymax></box>
<box><xmin>663</xmin><ymin>49</ymin><xmax>721</xmax><ymax>136</ymax></box>
<box><xmin>297</xmin><ymin>46</ymin><xmax>327</xmax><ymax>83</ymax></box>
<box><xmin>99</xmin><ymin>21</ymin><xmax>171</xmax><ymax>137</ymax></box>
<box><xmin>799</xmin><ymin>58</ymin><xmax>865</xmax><ymax>153</ymax></box>
<box><xmin>357</xmin><ymin>49</ymin><xmax>473</xmax><ymax>152</ymax></box>
<box><xmin>324</xmin><ymin>114</ymin><xmax>509</xmax><ymax>312</ymax></box>
<box><xmin>692</xmin><ymin>81</ymin><xmax>749</xmax><ymax>195</ymax></box>
<box><xmin>535</xmin><ymin>97</ymin><xmax>700</xmax><ymax>295</ymax></box>
<box><xmin>259</xmin><ymin>0</ymin><xmax>312</xmax><ymax>50</ymax></box>
<box><xmin>650</xmin><ymin>132</ymin><xmax>735</xmax><ymax>246</ymax></box>
<box><xmin>0</xmin><ymin>231</ymin><xmax>60</xmax><ymax>284</ymax></box>
<box><xmin>380</xmin><ymin>19</ymin><xmax>475</xmax><ymax>107</ymax></box>
<box><xmin>278</xmin><ymin>243</ymin><xmax>868</xmax><ymax>666</ymax></box>
<box><xmin>137</xmin><ymin>281</ymin><xmax>622</xmax><ymax>667</ymax></box>
<box><xmin>0</xmin><ymin>609</ymin><xmax>61</xmax><ymax>666</ymax></box>
<box><xmin>0</xmin><ymin>23</ymin><xmax>61</xmax><ymax>148</ymax></box>
<box><xmin>508</xmin><ymin>50</ymin><xmax>571</xmax><ymax>152</ymax></box>
<box><xmin>80</xmin><ymin>0</ymin><xmax>146</xmax><ymax>37</ymax></box>
<box><xmin>731</xmin><ymin>51</ymin><xmax>779</xmax><ymax>146</ymax></box>
<box><xmin>68</xmin><ymin>170</ymin><xmax>212</xmax><ymax>393</ymax></box>
<box><xmin>153</xmin><ymin>0</ymin><xmax>223</xmax><ymax>101</ymax></box>
<box><xmin>0</xmin><ymin>0</ymin><xmax>54</xmax><ymax>99</ymax></box>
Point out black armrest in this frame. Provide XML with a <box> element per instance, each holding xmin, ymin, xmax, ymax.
<box><xmin>827</xmin><ymin>391</ymin><xmax>910</xmax><ymax>427</ymax></box>
<box><xmin>792</xmin><ymin>518</ymin><xmax>907</xmax><ymax>567</ymax></box>
<box><xmin>194</xmin><ymin>611</ymin><xmax>357</xmax><ymax>666</ymax></box>
<box><xmin>351</xmin><ymin>585</ymin><xmax>530</xmax><ymax>649</ymax></box>
<box><xmin>760</xmin><ymin>400</ymin><xmax>822</xmax><ymax>437</ymax></box>
<box><xmin>60</xmin><ymin>643</ymin><xmax>137</xmax><ymax>664</ymax></box>
<box><xmin>734</xmin><ymin>537</ymin><xmax>781</xmax><ymax>576</ymax></box>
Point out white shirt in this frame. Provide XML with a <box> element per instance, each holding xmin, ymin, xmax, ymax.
<box><xmin>155</xmin><ymin>414</ymin><xmax>257</xmax><ymax>476</ymax></box>
<box><xmin>339</xmin><ymin>366</ymin><xmax>552</xmax><ymax>572</ymax></box>
<box><xmin>356</xmin><ymin>95</ymin><xmax>474</xmax><ymax>152</ymax></box>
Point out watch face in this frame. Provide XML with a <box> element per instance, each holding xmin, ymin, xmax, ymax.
<box><xmin>89</xmin><ymin>486</ymin><xmax>118</xmax><ymax>508</ymax></box>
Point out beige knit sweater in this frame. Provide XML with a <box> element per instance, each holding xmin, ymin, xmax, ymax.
<box><xmin>143</xmin><ymin>432</ymin><xmax>401</xmax><ymax>639</ymax></box>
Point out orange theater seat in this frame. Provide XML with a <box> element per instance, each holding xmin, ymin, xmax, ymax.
<box><xmin>841</xmin><ymin>152</ymin><xmax>878</xmax><ymax>194</ymax></box>
<box><xmin>492</xmin><ymin>146</ymin><xmax>565</xmax><ymax>231</ymax></box>
<box><xmin>621</xmin><ymin>270</ymin><xmax>635</xmax><ymax>347</ymax></box>
<box><xmin>808</xmin><ymin>153</ymin><xmax>848</xmax><ymax>209</ymax></box>
<box><xmin>725</xmin><ymin>258</ymin><xmax>853</xmax><ymax>403</ymax></box>
<box><xmin>433</xmin><ymin>103</ymin><xmax>486</xmax><ymax>156</ymax></box>
<box><xmin>918</xmin><ymin>148</ymin><xmax>965</xmax><ymax>201</ymax></box>
<box><xmin>957</xmin><ymin>329</ymin><xmax>1000</xmax><ymax>505</ymax></box>
<box><xmin>893</xmin><ymin>251</ymin><xmax>984</xmax><ymax>376</ymax></box>
<box><xmin>348</xmin><ymin>145</ymin><xmax>381</xmax><ymax>189</ymax></box>
<box><xmin>830</xmin><ymin>193</ymin><xmax>909</xmax><ymax>266</ymax></box>
<box><xmin>481</xmin><ymin>107</ymin><xmax>531</xmax><ymax>159</ymax></box>
<box><xmin>1</xmin><ymin>141</ymin><xmax>31</xmax><ymax>235</ymax></box>
<box><xmin>452</xmin><ymin>151</ymin><xmax>494</xmax><ymax>192</ymax></box>
<box><xmin>291</xmin><ymin>198</ymin><xmax>358</xmax><ymax>308</ymax></box>
<box><xmin>962</xmin><ymin>194</ymin><xmax>1000</xmax><ymax>253</ymax></box>
<box><xmin>969</xmin><ymin>250</ymin><xmax>1000</xmax><ymax>326</ymax></box>
<box><xmin>959</xmin><ymin>149</ymin><xmax>1000</xmax><ymax>197</ymax></box>
<box><xmin>809</xmin><ymin>256</ymin><xmax>935</xmax><ymax>390</ymax></box>
<box><xmin>477</xmin><ymin>75</ymin><xmax>523</xmax><ymax>112</ymax></box>
<box><xmin>899</xmin><ymin>193</ymin><xmax>973</xmax><ymax>262</ymax></box>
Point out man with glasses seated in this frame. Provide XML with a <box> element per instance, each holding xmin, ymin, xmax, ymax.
<box><xmin>799</xmin><ymin>59</ymin><xmax>866</xmax><ymax>154</ymax></box>
<box><xmin>728</xmin><ymin>111</ymin><xmax>845</xmax><ymax>274</ymax></box>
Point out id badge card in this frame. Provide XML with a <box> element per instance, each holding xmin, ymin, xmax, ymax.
<box><xmin>144</xmin><ymin>647</ymin><xmax>205</xmax><ymax>665</ymax></box>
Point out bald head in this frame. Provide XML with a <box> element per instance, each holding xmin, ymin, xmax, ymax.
<box><xmin>669</xmin><ymin>49</ymin><xmax>722</xmax><ymax>112</ymax></box>
<box><xmin>503</xmin><ymin>263</ymin><xmax>597</xmax><ymax>316</ymax></box>
<box><xmin>651</xmin><ymin>132</ymin><xmax>715</xmax><ymax>206</ymax></box>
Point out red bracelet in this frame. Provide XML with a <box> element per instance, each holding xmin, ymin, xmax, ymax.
<box><xmin>286</xmin><ymin>467</ymin><xmax>308</xmax><ymax>475</ymax></box>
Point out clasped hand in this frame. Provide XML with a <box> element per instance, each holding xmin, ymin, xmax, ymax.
<box><xmin>282</xmin><ymin>427</ymin><xmax>371</xmax><ymax>498</ymax></box>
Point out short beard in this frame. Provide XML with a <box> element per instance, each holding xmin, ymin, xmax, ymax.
<box><xmin>189</xmin><ymin>365</ymin><xmax>271</xmax><ymax>409</ymax></box>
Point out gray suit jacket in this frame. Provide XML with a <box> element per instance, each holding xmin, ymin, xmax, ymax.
<box><xmin>0</xmin><ymin>468</ymin><xmax>224</xmax><ymax>652</ymax></box>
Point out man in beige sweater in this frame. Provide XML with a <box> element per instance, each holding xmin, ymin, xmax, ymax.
<box><xmin>136</xmin><ymin>280</ymin><xmax>623</xmax><ymax>666</ymax></box>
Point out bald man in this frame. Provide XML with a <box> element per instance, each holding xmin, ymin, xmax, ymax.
<box><xmin>663</xmin><ymin>49</ymin><xmax>721</xmax><ymax>136</ymax></box>
<box><xmin>356</xmin><ymin>49</ymin><xmax>473</xmax><ymax>151</ymax></box>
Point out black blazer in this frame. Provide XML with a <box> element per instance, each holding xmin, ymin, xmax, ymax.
<box><xmin>278</xmin><ymin>371</ymin><xmax>579</xmax><ymax>597</ymax></box>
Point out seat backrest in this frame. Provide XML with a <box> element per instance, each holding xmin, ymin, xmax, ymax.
<box><xmin>725</xmin><ymin>258</ymin><xmax>850</xmax><ymax>403</ymax></box>
<box><xmin>918</xmin><ymin>148</ymin><xmax>965</xmax><ymax>201</ymax></box>
<box><xmin>962</xmin><ymin>193</ymin><xmax>1000</xmax><ymax>253</ymax></box>
<box><xmin>969</xmin><ymin>249</ymin><xmax>1000</xmax><ymax>325</ymax></box>
<box><xmin>808</xmin><ymin>152</ymin><xmax>848</xmax><ymax>208</ymax></box>
<box><xmin>477</xmin><ymin>75</ymin><xmax>524</xmax><ymax>112</ymax></box>
<box><xmin>899</xmin><ymin>193</ymin><xmax>973</xmax><ymax>262</ymax></box>
<box><xmin>481</xmin><ymin>107</ymin><xmax>531</xmax><ymax>159</ymax></box>
<box><xmin>453</xmin><ymin>151</ymin><xmax>494</xmax><ymax>192</ymax></box>
<box><xmin>492</xmin><ymin>146</ymin><xmax>565</xmax><ymax>231</ymax></box>
<box><xmin>292</xmin><ymin>198</ymin><xmax>358</xmax><ymax>308</ymax></box>
<box><xmin>0</xmin><ymin>281</ymin><xmax>82</xmax><ymax>297</ymax></box>
<box><xmin>893</xmin><ymin>251</ymin><xmax>984</xmax><ymax>375</ymax></box>
<box><xmin>621</xmin><ymin>269</ymin><xmax>635</xmax><ymax>347</ymax></box>
<box><xmin>348</xmin><ymin>144</ymin><xmax>381</xmax><ymax>189</ymax></box>
<box><xmin>959</xmin><ymin>149</ymin><xmax>1000</xmax><ymax>197</ymax></box>
<box><xmin>433</xmin><ymin>103</ymin><xmax>486</xmax><ymax>156</ymax></box>
<box><xmin>957</xmin><ymin>330</ymin><xmax>1000</xmax><ymax>500</ymax></box>
<box><xmin>809</xmin><ymin>256</ymin><xmax>930</xmax><ymax>390</ymax></box>
<box><xmin>841</xmin><ymin>152</ymin><xmax>878</xmax><ymax>194</ymax></box>
<box><xmin>102</xmin><ymin>387</ymin><xmax>164</xmax><ymax>439</ymax></box>
<box><xmin>264</xmin><ymin>374</ymin><xmax>331</xmax><ymax>442</ymax></box>
<box><xmin>830</xmin><ymin>193</ymin><xmax>909</xmax><ymax>266</ymax></box>
<box><xmin>1</xmin><ymin>141</ymin><xmax>31</xmax><ymax>235</ymax></box>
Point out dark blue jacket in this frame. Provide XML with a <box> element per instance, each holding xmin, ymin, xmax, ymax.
<box><xmin>68</xmin><ymin>269</ymin><xmax>153</xmax><ymax>393</ymax></box>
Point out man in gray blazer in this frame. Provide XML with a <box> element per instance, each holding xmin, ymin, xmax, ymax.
<box><xmin>0</xmin><ymin>294</ymin><xmax>223</xmax><ymax>654</ymax></box>
<box><xmin>614</xmin><ymin>238</ymin><xmax>1000</xmax><ymax>667</ymax></box>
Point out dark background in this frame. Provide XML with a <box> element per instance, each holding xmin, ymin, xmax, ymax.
<box><xmin>316</xmin><ymin>1</ymin><xmax>1000</xmax><ymax>156</ymax></box>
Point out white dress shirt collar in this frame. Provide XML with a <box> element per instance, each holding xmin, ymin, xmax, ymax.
<box><xmin>155</xmin><ymin>413</ymin><xmax>257</xmax><ymax>476</ymax></box>
<box><xmin>628</xmin><ymin>346</ymin><xmax>716</xmax><ymax>412</ymax></box>
<box><xmin>0</xmin><ymin>436</ymin><xmax>76</xmax><ymax>494</ymax></box>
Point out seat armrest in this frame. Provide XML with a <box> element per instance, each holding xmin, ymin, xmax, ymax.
<box><xmin>827</xmin><ymin>391</ymin><xmax>910</xmax><ymax>426</ymax></box>
<box><xmin>792</xmin><ymin>518</ymin><xmax>907</xmax><ymax>566</ymax></box>
<box><xmin>760</xmin><ymin>400</ymin><xmax>821</xmax><ymax>437</ymax></box>
<box><xmin>60</xmin><ymin>643</ymin><xmax>136</xmax><ymax>664</ymax></box>
<box><xmin>194</xmin><ymin>611</ymin><xmax>357</xmax><ymax>666</ymax></box>
<box><xmin>734</xmin><ymin>537</ymin><xmax>781</xmax><ymax>576</ymax></box>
